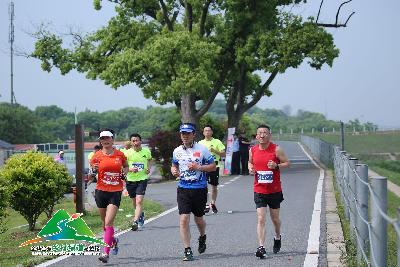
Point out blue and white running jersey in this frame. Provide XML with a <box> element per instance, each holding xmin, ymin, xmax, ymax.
<box><xmin>172</xmin><ymin>143</ymin><xmax>214</xmax><ymax>189</ymax></box>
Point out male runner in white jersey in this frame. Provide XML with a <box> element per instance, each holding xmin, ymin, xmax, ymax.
<box><xmin>171</xmin><ymin>123</ymin><xmax>216</xmax><ymax>261</ymax></box>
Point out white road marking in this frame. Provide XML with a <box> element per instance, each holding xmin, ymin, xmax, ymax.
<box><xmin>298</xmin><ymin>142</ymin><xmax>325</xmax><ymax>267</ymax></box>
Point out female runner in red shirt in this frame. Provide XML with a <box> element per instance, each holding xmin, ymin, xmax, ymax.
<box><xmin>90</xmin><ymin>129</ymin><xmax>128</xmax><ymax>263</ymax></box>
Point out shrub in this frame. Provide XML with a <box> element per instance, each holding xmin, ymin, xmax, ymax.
<box><xmin>148</xmin><ymin>130</ymin><xmax>181</xmax><ymax>180</ymax></box>
<box><xmin>0</xmin><ymin>181</ymin><xmax>9</xmax><ymax>233</ymax></box>
<box><xmin>0</xmin><ymin>151</ymin><xmax>72</xmax><ymax>230</ymax></box>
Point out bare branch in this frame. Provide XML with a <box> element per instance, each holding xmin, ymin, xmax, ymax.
<box><xmin>14</xmin><ymin>47</ymin><xmax>31</xmax><ymax>58</ymax></box>
<box><xmin>315</xmin><ymin>0</ymin><xmax>355</xmax><ymax>28</ymax></box>
<box><xmin>316</xmin><ymin>0</ymin><xmax>324</xmax><ymax>23</ymax></box>
<box><xmin>243</xmin><ymin>70</ymin><xmax>278</xmax><ymax>111</ymax></box>
<box><xmin>344</xmin><ymin>11</ymin><xmax>355</xmax><ymax>25</ymax></box>
<box><xmin>336</xmin><ymin>0</ymin><xmax>352</xmax><ymax>25</ymax></box>
<box><xmin>197</xmin><ymin>62</ymin><xmax>230</xmax><ymax>117</ymax></box>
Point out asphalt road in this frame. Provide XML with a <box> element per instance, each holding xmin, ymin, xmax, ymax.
<box><xmin>39</xmin><ymin>141</ymin><xmax>324</xmax><ymax>267</ymax></box>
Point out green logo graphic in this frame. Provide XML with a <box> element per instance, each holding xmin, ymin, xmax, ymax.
<box><xmin>20</xmin><ymin>210</ymin><xmax>106</xmax><ymax>247</ymax></box>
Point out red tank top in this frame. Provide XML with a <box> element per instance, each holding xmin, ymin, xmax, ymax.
<box><xmin>251</xmin><ymin>143</ymin><xmax>282</xmax><ymax>194</ymax></box>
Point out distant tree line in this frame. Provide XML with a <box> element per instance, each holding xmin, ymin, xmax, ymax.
<box><xmin>0</xmin><ymin>101</ymin><xmax>377</xmax><ymax>144</ymax></box>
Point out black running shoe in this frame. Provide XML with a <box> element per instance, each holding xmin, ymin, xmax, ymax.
<box><xmin>183</xmin><ymin>247</ymin><xmax>194</xmax><ymax>261</ymax></box>
<box><xmin>98</xmin><ymin>253</ymin><xmax>109</xmax><ymax>263</ymax></box>
<box><xmin>273</xmin><ymin>235</ymin><xmax>281</xmax><ymax>253</ymax></box>
<box><xmin>198</xmin><ymin>234</ymin><xmax>206</xmax><ymax>254</ymax></box>
<box><xmin>210</xmin><ymin>203</ymin><xmax>218</xmax><ymax>214</ymax></box>
<box><xmin>255</xmin><ymin>246</ymin><xmax>267</xmax><ymax>259</ymax></box>
<box><xmin>131</xmin><ymin>220</ymin><xmax>138</xmax><ymax>231</ymax></box>
<box><xmin>204</xmin><ymin>204</ymin><xmax>210</xmax><ymax>213</ymax></box>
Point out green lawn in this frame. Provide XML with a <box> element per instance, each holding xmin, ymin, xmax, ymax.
<box><xmin>312</xmin><ymin>132</ymin><xmax>400</xmax><ymax>154</ymax></box>
<box><xmin>387</xmin><ymin>191</ymin><xmax>399</xmax><ymax>267</ymax></box>
<box><xmin>367</xmin><ymin>166</ymin><xmax>400</xmax><ymax>187</ymax></box>
<box><xmin>0</xmin><ymin>196</ymin><xmax>164</xmax><ymax>267</ymax></box>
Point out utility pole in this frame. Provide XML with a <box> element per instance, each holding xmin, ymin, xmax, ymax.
<box><xmin>340</xmin><ymin>121</ymin><xmax>345</xmax><ymax>151</ymax></box>
<box><xmin>9</xmin><ymin>0</ymin><xmax>16</xmax><ymax>104</ymax></box>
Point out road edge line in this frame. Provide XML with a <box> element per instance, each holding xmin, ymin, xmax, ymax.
<box><xmin>298</xmin><ymin>142</ymin><xmax>325</xmax><ymax>267</ymax></box>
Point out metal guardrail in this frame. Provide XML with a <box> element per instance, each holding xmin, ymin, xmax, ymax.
<box><xmin>300</xmin><ymin>135</ymin><xmax>334</xmax><ymax>167</ymax></box>
<box><xmin>301</xmin><ymin>135</ymin><xmax>400</xmax><ymax>267</ymax></box>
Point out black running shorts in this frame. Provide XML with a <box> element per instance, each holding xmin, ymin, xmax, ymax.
<box><xmin>177</xmin><ymin>187</ymin><xmax>208</xmax><ymax>217</ymax></box>
<box><xmin>126</xmin><ymin>180</ymin><xmax>148</xmax><ymax>198</ymax></box>
<box><xmin>254</xmin><ymin>191</ymin><xmax>284</xmax><ymax>209</ymax></box>
<box><xmin>207</xmin><ymin>167</ymin><xmax>220</xmax><ymax>186</ymax></box>
<box><xmin>95</xmin><ymin>189</ymin><xmax>122</xmax><ymax>208</ymax></box>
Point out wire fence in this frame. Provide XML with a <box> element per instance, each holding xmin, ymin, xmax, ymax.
<box><xmin>301</xmin><ymin>135</ymin><xmax>400</xmax><ymax>267</ymax></box>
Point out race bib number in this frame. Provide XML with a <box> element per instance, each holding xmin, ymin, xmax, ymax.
<box><xmin>102</xmin><ymin>172</ymin><xmax>120</xmax><ymax>185</ymax></box>
<box><xmin>257</xmin><ymin>171</ymin><xmax>273</xmax><ymax>184</ymax></box>
<box><xmin>132</xmin><ymin>163</ymin><xmax>145</xmax><ymax>171</ymax></box>
<box><xmin>180</xmin><ymin>170</ymin><xmax>197</xmax><ymax>181</ymax></box>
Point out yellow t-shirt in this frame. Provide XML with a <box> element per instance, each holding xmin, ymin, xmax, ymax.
<box><xmin>123</xmin><ymin>147</ymin><xmax>152</xmax><ymax>182</ymax></box>
<box><xmin>199</xmin><ymin>138</ymin><xmax>225</xmax><ymax>168</ymax></box>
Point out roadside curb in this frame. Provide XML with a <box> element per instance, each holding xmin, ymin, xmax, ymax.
<box><xmin>325</xmin><ymin>170</ymin><xmax>346</xmax><ymax>267</ymax></box>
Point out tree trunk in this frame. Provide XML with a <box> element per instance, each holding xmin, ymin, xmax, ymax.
<box><xmin>180</xmin><ymin>94</ymin><xmax>200</xmax><ymax>127</ymax></box>
<box><xmin>45</xmin><ymin>204</ymin><xmax>55</xmax><ymax>219</ymax></box>
<box><xmin>227</xmin><ymin>109</ymin><xmax>243</xmax><ymax>130</ymax></box>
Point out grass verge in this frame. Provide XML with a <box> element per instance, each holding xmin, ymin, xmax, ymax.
<box><xmin>0</xmin><ymin>196</ymin><xmax>164</xmax><ymax>267</ymax></box>
<box><xmin>367</xmin><ymin>165</ymin><xmax>400</xmax><ymax>187</ymax></box>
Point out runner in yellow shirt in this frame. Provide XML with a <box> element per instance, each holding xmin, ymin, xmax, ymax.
<box><xmin>123</xmin><ymin>133</ymin><xmax>152</xmax><ymax>231</ymax></box>
<box><xmin>199</xmin><ymin>125</ymin><xmax>226</xmax><ymax>213</ymax></box>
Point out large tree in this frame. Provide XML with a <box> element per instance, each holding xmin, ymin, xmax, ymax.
<box><xmin>0</xmin><ymin>103</ymin><xmax>43</xmax><ymax>144</ymax></box>
<box><xmin>32</xmin><ymin>0</ymin><xmax>339</xmax><ymax>128</ymax></box>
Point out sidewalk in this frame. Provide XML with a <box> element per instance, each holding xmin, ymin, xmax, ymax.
<box><xmin>325</xmin><ymin>170</ymin><xmax>346</xmax><ymax>267</ymax></box>
<box><xmin>368</xmin><ymin>169</ymin><xmax>400</xmax><ymax>197</ymax></box>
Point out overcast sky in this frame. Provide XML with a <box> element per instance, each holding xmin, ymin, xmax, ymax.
<box><xmin>0</xmin><ymin>0</ymin><xmax>399</xmax><ymax>128</ymax></box>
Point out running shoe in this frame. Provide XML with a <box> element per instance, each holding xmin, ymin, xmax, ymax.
<box><xmin>210</xmin><ymin>203</ymin><xmax>218</xmax><ymax>214</ymax></box>
<box><xmin>110</xmin><ymin>237</ymin><xmax>119</xmax><ymax>255</ymax></box>
<box><xmin>131</xmin><ymin>220</ymin><xmax>139</xmax><ymax>231</ymax></box>
<box><xmin>138</xmin><ymin>211</ymin><xmax>145</xmax><ymax>228</ymax></box>
<box><xmin>273</xmin><ymin>235</ymin><xmax>281</xmax><ymax>253</ymax></box>
<box><xmin>255</xmin><ymin>246</ymin><xmax>267</xmax><ymax>259</ymax></box>
<box><xmin>183</xmin><ymin>247</ymin><xmax>194</xmax><ymax>261</ymax></box>
<box><xmin>204</xmin><ymin>204</ymin><xmax>210</xmax><ymax>213</ymax></box>
<box><xmin>198</xmin><ymin>234</ymin><xmax>206</xmax><ymax>254</ymax></box>
<box><xmin>98</xmin><ymin>253</ymin><xmax>109</xmax><ymax>263</ymax></box>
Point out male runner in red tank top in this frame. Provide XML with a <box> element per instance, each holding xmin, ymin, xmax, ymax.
<box><xmin>248</xmin><ymin>125</ymin><xmax>290</xmax><ymax>259</ymax></box>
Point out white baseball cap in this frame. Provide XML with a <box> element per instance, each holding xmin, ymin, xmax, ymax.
<box><xmin>98</xmin><ymin>131</ymin><xmax>113</xmax><ymax>139</ymax></box>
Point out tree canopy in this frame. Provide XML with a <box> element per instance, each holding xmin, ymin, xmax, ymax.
<box><xmin>0</xmin><ymin>101</ymin><xmax>377</xmax><ymax>144</ymax></box>
<box><xmin>32</xmin><ymin>0</ymin><xmax>339</xmax><ymax>128</ymax></box>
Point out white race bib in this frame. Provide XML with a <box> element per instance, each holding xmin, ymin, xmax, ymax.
<box><xmin>132</xmin><ymin>163</ymin><xmax>145</xmax><ymax>171</ymax></box>
<box><xmin>257</xmin><ymin>171</ymin><xmax>273</xmax><ymax>184</ymax></box>
<box><xmin>102</xmin><ymin>172</ymin><xmax>120</xmax><ymax>185</ymax></box>
<box><xmin>180</xmin><ymin>170</ymin><xmax>197</xmax><ymax>181</ymax></box>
